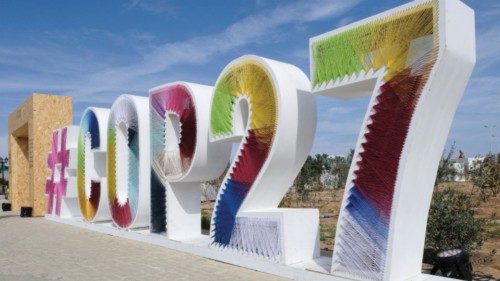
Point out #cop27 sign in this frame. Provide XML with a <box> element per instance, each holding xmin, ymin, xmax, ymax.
<box><xmin>45</xmin><ymin>0</ymin><xmax>475</xmax><ymax>280</ymax></box>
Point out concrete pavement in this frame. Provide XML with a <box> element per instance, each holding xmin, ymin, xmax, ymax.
<box><xmin>0</xmin><ymin>211</ymin><xmax>287</xmax><ymax>281</ymax></box>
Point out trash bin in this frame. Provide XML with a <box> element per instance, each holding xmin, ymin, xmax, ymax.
<box><xmin>1</xmin><ymin>202</ymin><xmax>11</xmax><ymax>211</ymax></box>
<box><xmin>20</xmin><ymin>206</ymin><xmax>33</xmax><ymax>217</ymax></box>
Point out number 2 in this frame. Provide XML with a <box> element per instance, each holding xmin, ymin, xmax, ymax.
<box><xmin>209</xmin><ymin>55</ymin><xmax>318</xmax><ymax>264</ymax></box>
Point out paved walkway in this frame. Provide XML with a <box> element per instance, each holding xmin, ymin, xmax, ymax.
<box><xmin>0</xmin><ymin>211</ymin><xmax>287</xmax><ymax>281</ymax></box>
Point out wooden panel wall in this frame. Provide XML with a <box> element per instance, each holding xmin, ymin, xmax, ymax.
<box><xmin>8</xmin><ymin>93</ymin><xmax>72</xmax><ymax>216</ymax></box>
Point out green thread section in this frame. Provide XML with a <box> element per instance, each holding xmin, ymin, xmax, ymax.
<box><xmin>77</xmin><ymin>132</ymin><xmax>85</xmax><ymax>179</ymax></box>
<box><xmin>210</xmin><ymin>78</ymin><xmax>238</xmax><ymax>137</ymax></box>
<box><xmin>107</xmin><ymin>128</ymin><xmax>117</xmax><ymax>204</ymax></box>
<box><xmin>312</xmin><ymin>24</ymin><xmax>371</xmax><ymax>87</ymax></box>
<box><xmin>311</xmin><ymin>2</ymin><xmax>436</xmax><ymax>87</ymax></box>
<box><xmin>77</xmin><ymin>131</ymin><xmax>85</xmax><ymax>204</ymax></box>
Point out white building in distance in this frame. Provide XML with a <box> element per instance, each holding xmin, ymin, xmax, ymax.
<box><xmin>450</xmin><ymin>155</ymin><xmax>484</xmax><ymax>182</ymax></box>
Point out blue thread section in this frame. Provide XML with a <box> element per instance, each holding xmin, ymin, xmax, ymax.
<box><xmin>150</xmin><ymin>111</ymin><xmax>164</xmax><ymax>165</ymax></box>
<box><xmin>128</xmin><ymin>127</ymin><xmax>139</xmax><ymax>215</ymax></box>
<box><xmin>150</xmin><ymin>108</ymin><xmax>166</xmax><ymax>233</ymax></box>
<box><xmin>346</xmin><ymin>186</ymin><xmax>389</xmax><ymax>252</ymax></box>
<box><xmin>82</xmin><ymin>110</ymin><xmax>100</xmax><ymax>149</ymax></box>
<box><xmin>212</xmin><ymin>179</ymin><xmax>250</xmax><ymax>245</ymax></box>
<box><xmin>150</xmin><ymin>170</ymin><xmax>166</xmax><ymax>233</ymax></box>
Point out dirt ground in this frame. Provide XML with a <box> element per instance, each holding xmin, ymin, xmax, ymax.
<box><xmin>202</xmin><ymin>181</ymin><xmax>499</xmax><ymax>278</ymax></box>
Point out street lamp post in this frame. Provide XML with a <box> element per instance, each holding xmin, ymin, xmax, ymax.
<box><xmin>484</xmin><ymin>125</ymin><xmax>496</xmax><ymax>153</ymax></box>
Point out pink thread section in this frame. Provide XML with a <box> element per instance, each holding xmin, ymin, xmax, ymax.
<box><xmin>45</xmin><ymin>127</ymin><xmax>69</xmax><ymax>216</ymax></box>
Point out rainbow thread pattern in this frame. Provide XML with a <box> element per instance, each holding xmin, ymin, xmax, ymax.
<box><xmin>45</xmin><ymin>127</ymin><xmax>70</xmax><ymax>216</ymax></box>
<box><xmin>311</xmin><ymin>1</ymin><xmax>438</xmax><ymax>280</ymax></box>
<box><xmin>150</xmin><ymin>84</ymin><xmax>197</xmax><ymax>233</ymax></box>
<box><xmin>77</xmin><ymin>110</ymin><xmax>101</xmax><ymax>221</ymax></box>
<box><xmin>210</xmin><ymin>60</ymin><xmax>277</xmax><ymax>247</ymax></box>
<box><xmin>107</xmin><ymin>98</ymin><xmax>140</xmax><ymax>228</ymax></box>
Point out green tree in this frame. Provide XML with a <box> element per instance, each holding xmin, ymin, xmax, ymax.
<box><xmin>311</xmin><ymin>154</ymin><xmax>330</xmax><ymax>189</ymax></box>
<box><xmin>330</xmin><ymin>149</ymin><xmax>354</xmax><ymax>188</ymax></box>
<box><xmin>435</xmin><ymin>143</ymin><xmax>457</xmax><ymax>186</ymax></box>
<box><xmin>294</xmin><ymin>156</ymin><xmax>314</xmax><ymax>201</ymax></box>
<box><xmin>425</xmin><ymin>188</ymin><xmax>488</xmax><ymax>253</ymax></box>
<box><xmin>293</xmin><ymin>154</ymin><xmax>331</xmax><ymax>199</ymax></box>
<box><xmin>470</xmin><ymin>153</ymin><xmax>500</xmax><ymax>200</ymax></box>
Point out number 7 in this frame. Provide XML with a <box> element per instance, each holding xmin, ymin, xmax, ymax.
<box><xmin>310</xmin><ymin>0</ymin><xmax>475</xmax><ymax>280</ymax></box>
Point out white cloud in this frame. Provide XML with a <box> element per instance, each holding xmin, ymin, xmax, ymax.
<box><xmin>71</xmin><ymin>0</ymin><xmax>360</xmax><ymax>102</ymax></box>
<box><xmin>336</xmin><ymin>16</ymin><xmax>353</xmax><ymax>27</ymax></box>
<box><xmin>479</xmin><ymin>2</ymin><xmax>500</xmax><ymax>24</ymax></box>
<box><xmin>460</xmin><ymin>76</ymin><xmax>500</xmax><ymax>113</ymax></box>
<box><xmin>0</xmin><ymin>45</ymin><xmax>107</xmax><ymax>76</ymax></box>
<box><xmin>0</xmin><ymin>0</ymin><xmax>361</xmax><ymax>105</ymax></box>
<box><xmin>0</xmin><ymin>0</ymin><xmax>365</xmax><ymax>157</ymax></box>
<box><xmin>475</xmin><ymin>21</ymin><xmax>500</xmax><ymax>73</ymax></box>
<box><xmin>290</xmin><ymin>47</ymin><xmax>309</xmax><ymax>60</ymax></box>
<box><xmin>0</xmin><ymin>73</ymin><xmax>81</xmax><ymax>92</ymax></box>
<box><xmin>446</xmin><ymin>74</ymin><xmax>500</xmax><ymax>154</ymax></box>
<box><xmin>311</xmin><ymin>134</ymin><xmax>356</xmax><ymax>156</ymax></box>
<box><xmin>317</xmin><ymin>119</ymin><xmax>361</xmax><ymax>135</ymax></box>
<box><xmin>327</xmin><ymin>106</ymin><xmax>356</xmax><ymax>115</ymax></box>
<box><xmin>127</xmin><ymin>0</ymin><xmax>177</xmax><ymax>15</ymax></box>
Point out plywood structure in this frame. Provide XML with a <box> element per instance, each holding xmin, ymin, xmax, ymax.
<box><xmin>8</xmin><ymin>94</ymin><xmax>72</xmax><ymax>216</ymax></box>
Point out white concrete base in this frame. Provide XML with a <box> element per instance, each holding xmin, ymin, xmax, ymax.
<box><xmin>167</xmin><ymin>182</ymin><xmax>201</xmax><ymax>241</ymax></box>
<box><xmin>45</xmin><ymin>216</ymin><xmax>452</xmax><ymax>281</ymax></box>
<box><xmin>235</xmin><ymin>208</ymin><xmax>320</xmax><ymax>265</ymax></box>
<box><xmin>60</xmin><ymin>167</ymin><xmax>80</xmax><ymax>218</ymax></box>
<box><xmin>59</xmin><ymin>197</ymin><xmax>81</xmax><ymax>218</ymax></box>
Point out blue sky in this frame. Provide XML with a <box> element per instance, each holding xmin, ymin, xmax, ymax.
<box><xmin>0</xmin><ymin>0</ymin><xmax>498</xmax><ymax>158</ymax></box>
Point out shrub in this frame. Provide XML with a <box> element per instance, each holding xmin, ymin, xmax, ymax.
<box><xmin>201</xmin><ymin>211</ymin><xmax>211</xmax><ymax>230</ymax></box>
<box><xmin>425</xmin><ymin>188</ymin><xmax>488</xmax><ymax>253</ymax></box>
<box><xmin>490</xmin><ymin>221</ymin><xmax>500</xmax><ymax>239</ymax></box>
<box><xmin>320</xmin><ymin>224</ymin><xmax>336</xmax><ymax>245</ymax></box>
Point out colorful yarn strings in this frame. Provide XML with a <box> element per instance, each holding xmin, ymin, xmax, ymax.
<box><xmin>150</xmin><ymin>84</ymin><xmax>197</xmax><ymax>233</ymax></box>
<box><xmin>150</xmin><ymin>84</ymin><xmax>197</xmax><ymax>180</ymax></box>
<box><xmin>210</xmin><ymin>61</ymin><xmax>277</xmax><ymax>246</ymax></box>
<box><xmin>312</xmin><ymin>1</ymin><xmax>437</xmax><ymax>88</ymax></box>
<box><xmin>46</xmin><ymin>130</ymin><xmax>59</xmax><ymax>214</ymax></box>
<box><xmin>108</xmin><ymin>99</ymin><xmax>140</xmax><ymax>228</ymax></box>
<box><xmin>150</xmin><ymin>169</ymin><xmax>166</xmax><ymax>233</ymax></box>
<box><xmin>311</xmin><ymin>2</ymin><xmax>439</xmax><ymax>280</ymax></box>
<box><xmin>77</xmin><ymin>110</ymin><xmax>101</xmax><ymax>221</ymax></box>
<box><xmin>45</xmin><ymin>127</ymin><xmax>70</xmax><ymax>216</ymax></box>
